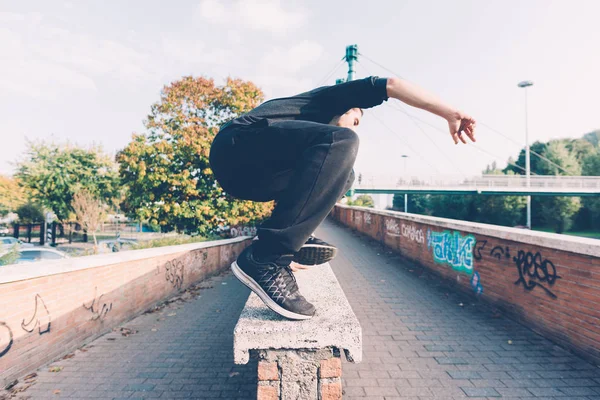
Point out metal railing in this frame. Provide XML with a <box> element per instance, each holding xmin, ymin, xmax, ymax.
<box><xmin>356</xmin><ymin>175</ymin><xmax>600</xmax><ymax>191</ymax></box>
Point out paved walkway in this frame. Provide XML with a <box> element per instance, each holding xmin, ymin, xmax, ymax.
<box><xmin>3</xmin><ymin>218</ymin><xmax>600</xmax><ymax>399</ymax></box>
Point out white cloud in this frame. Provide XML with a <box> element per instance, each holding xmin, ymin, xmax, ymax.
<box><xmin>259</xmin><ymin>40</ymin><xmax>324</xmax><ymax>74</ymax></box>
<box><xmin>196</xmin><ymin>0</ymin><xmax>306</xmax><ymax>34</ymax></box>
<box><xmin>161</xmin><ymin>36</ymin><xmax>232</xmax><ymax>67</ymax></box>
<box><xmin>197</xmin><ymin>0</ymin><xmax>227</xmax><ymax>23</ymax></box>
<box><xmin>254</xmin><ymin>40</ymin><xmax>324</xmax><ymax>97</ymax></box>
<box><xmin>0</xmin><ymin>12</ymin><xmax>154</xmax><ymax>99</ymax></box>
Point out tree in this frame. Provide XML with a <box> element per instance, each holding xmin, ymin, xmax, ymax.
<box><xmin>392</xmin><ymin>193</ymin><xmax>429</xmax><ymax>214</ymax></box>
<box><xmin>0</xmin><ymin>175</ymin><xmax>25</xmax><ymax>216</ymax></box>
<box><xmin>71</xmin><ymin>190</ymin><xmax>106</xmax><ymax>252</ymax></box>
<box><xmin>15</xmin><ymin>141</ymin><xmax>120</xmax><ymax>222</ymax></box>
<box><xmin>579</xmin><ymin>145</ymin><xmax>600</xmax><ymax>230</ymax></box>
<box><xmin>347</xmin><ymin>195</ymin><xmax>374</xmax><ymax>208</ymax></box>
<box><xmin>118</xmin><ymin>76</ymin><xmax>274</xmax><ymax>234</ymax></box>
<box><xmin>16</xmin><ymin>202</ymin><xmax>44</xmax><ymax>223</ymax></box>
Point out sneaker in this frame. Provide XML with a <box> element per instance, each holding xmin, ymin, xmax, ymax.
<box><xmin>293</xmin><ymin>235</ymin><xmax>338</xmax><ymax>265</ymax></box>
<box><xmin>231</xmin><ymin>245</ymin><xmax>316</xmax><ymax>320</ymax></box>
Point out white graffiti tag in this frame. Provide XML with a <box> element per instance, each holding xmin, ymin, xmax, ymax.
<box><xmin>401</xmin><ymin>224</ymin><xmax>424</xmax><ymax>244</ymax></box>
<box><xmin>385</xmin><ymin>219</ymin><xmax>401</xmax><ymax>237</ymax></box>
<box><xmin>364</xmin><ymin>213</ymin><xmax>372</xmax><ymax>225</ymax></box>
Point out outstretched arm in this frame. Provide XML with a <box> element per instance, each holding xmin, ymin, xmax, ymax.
<box><xmin>386</xmin><ymin>77</ymin><xmax>476</xmax><ymax>144</ymax></box>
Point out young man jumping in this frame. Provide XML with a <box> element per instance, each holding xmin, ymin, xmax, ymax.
<box><xmin>209</xmin><ymin>76</ymin><xmax>476</xmax><ymax>320</ymax></box>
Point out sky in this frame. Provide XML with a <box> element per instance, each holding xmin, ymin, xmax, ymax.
<box><xmin>1</xmin><ymin>0</ymin><xmax>599</xmax><ymax>181</ymax></box>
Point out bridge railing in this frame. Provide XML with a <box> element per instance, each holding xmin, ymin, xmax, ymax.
<box><xmin>356</xmin><ymin>175</ymin><xmax>600</xmax><ymax>190</ymax></box>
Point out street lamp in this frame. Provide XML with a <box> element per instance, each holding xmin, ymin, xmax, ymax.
<box><xmin>518</xmin><ymin>80</ymin><xmax>533</xmax><ymax>229</ymax></box>
<box><xmin>401</xmin><ymin>155</ymin><xmax>409</xmax><ymax>212</ymax></box>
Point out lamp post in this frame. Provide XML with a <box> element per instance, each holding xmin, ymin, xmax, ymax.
<box><xmin>401</xmin><ymin>155</ymin><xmax>409</xmax><ymax>212</ymax></box>
<box><xmin>518</xmin><ymin>80</ymin><xmax>533</xmax><ymax>229</ymax></box>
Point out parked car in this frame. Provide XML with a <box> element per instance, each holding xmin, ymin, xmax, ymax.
<box><xmin>0</xmin><ymin>248</ymin><xmax>70</xmax><ymax>265</ymax></box>
<box><xmin>0</xmin><ymin>237</ymin><xmax>34</xmax><ymax>249</ymax></box>
<box><xmin>98</xmin><ymin>238</ymin><xmax>136</xmax><ymax>253</ymax></box>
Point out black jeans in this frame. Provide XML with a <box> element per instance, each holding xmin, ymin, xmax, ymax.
<box><xmin>209</xmin><ymin>119</ymin><xmax>359</xmax><ymax>254</ymax></box>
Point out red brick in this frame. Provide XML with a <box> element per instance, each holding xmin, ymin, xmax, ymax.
<box><xmin>319</xmin><ymin>357</ymin><xmax>341</xmax><ymax>378</ymax></box>
<box><xmin>320</xmin><ymin>380</ymin><xmax>342</xmax><ymax>400</ymax></box>
<box><xmin>258</xmin><ymin>361</ymin><xmax>279</xmax><ymax>381</ymax></box>
<box><xmin>257</xmin><ymin>384</ymin><xmax>278</xmax><ymax>400</ymax></box>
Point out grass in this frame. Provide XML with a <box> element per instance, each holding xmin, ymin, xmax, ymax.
<box><xmin>533</xmin><ymin>227</ymin><xmax>600</xmax><ymax>239</ymax></box>
<box><xmin>131</xmin><ymin>235</ymin><xmax>216</xmax><ymax>250</ymax></box>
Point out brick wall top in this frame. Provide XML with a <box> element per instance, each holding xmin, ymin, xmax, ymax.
<box><xmin>336</xmin><ymin>204</ymin><xmax>600</xmax><ymax>257</ymax></box>
<box><xmin>0</xmin><ymin>236</ymin><xmax>249</xmax><ymax>284</ymax></box>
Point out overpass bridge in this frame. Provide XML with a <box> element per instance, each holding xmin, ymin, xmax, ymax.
<box><xmin>351</xmin><ymin>174</ymin><xmax>600</xmax><ymax>197</ymax></box>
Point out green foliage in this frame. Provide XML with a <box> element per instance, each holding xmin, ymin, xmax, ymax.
<box><xmin>16</xmin><ymin>202</ymin><xmax>44</xmax><ymax>223</ymax></box>
<box><xmin>0</xmin><ymin>244</ymin><xmax>20</xmax><ymax>266</ymax></box>
<box><xmin>392</xmin><ymin>193</ymin><xmax>429</xmax><ymax>214</ymax></box>
<box><xmin>15</xmin><ymin>142</ymin><xmax>120</xmax><ymax>222</ymax></box>
<box><xmin>0</xmin><ymin>175</ymin><xmax>26</xmax><ymax>216</ymax></box>
<box><xmin>131</xmin><ymin>235</ymin><xmax>213</xmax><ymax>250</ymax></box>
<box><xmin>347</xmin><ymin>195</ymin><xmax>374</xmax><ymax>208</ymax></box>
<box><xmin>118</xmin><ymin>76</ymin><xmax>274</xmax><ymax>234</ymax></box>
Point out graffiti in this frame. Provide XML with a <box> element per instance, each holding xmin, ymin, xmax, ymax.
<box><xmin>385</xmin><ymin>219</ymin><xmax>401</xmax><ymax>237</ymax></box>
<box><xmin>364</xmin><ymin>213</ymin><xmax>372</xmax><ymax>225</ymax></box>
<box><xmin>229</xmin><ymin>226</ymin><xmax>257</xmax><ymax>238</ymax></box>
<box><xmin>491</xmin><ymin>245</ymin><xmax>511</xmax><ymax>260</ymax></box>
<box><xmin>354</xmin><ymin>212</ymin><xmax>362</xmax><ymax>225</ymax></box>
<box><xmin>427</xmin><ymin>230</ymin><xmax>476</xmax><ymax>274</ymax></box>
<box><xmin>21</xmin><ymin>294</ymin><xmax>51</xmax><ymax>334</ymax></box>
<box><xmin>165</xmin><ymin>260</ymin><xmax>184</xmax><ymax>290</ymax></box>
<box><xmin>401</xmin><ymin>224</ymin><xmax>424</xmax><ymax>244</ymax></box>
<box><xmin>0</xmin><ymin>322</ymin><xmax>13</xmax><ymax>358</ymax></box>
<box><xmin>473</xmin><ymin>240</ymin><xmax>487</xmax><ymax>261</ymax></box>
<box><xmin>83</xmin><ymin>287</ymin><xmax>113</xmax><ymax>321</ymax></box>
<box><xmin>470</xmin><ymin>271</ymin><xmax>484</xmax><ymax>295</ymax></box>
<box><xmin>513</xmin><ymin>250</ymin><xmax>561</xmax><ymax>298</ymax></box>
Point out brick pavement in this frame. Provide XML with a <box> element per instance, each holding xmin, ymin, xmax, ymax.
<box><xmin>3</xmin><ymin>217</ymin><xmax>600</xmax><ymax>399</ymax></box>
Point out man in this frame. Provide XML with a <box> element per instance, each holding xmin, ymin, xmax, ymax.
<box><xmin>209</xmin><ymin>76</ymin><xmax>476</xmax><ymax>320</ymax></box>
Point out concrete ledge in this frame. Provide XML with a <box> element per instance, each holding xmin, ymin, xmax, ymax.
<box><xmin>233</xmin><ymin>263</ymin><xmax>361</xmax><ymax>365</ymax></box>
<box><xmin>337</xmin><ymin>204</ymin><xmax>600</xmax><ymax>257</ymax></box>
<box><xmin>0</xmin><ymin>236</ymin><xmax>249</xmax><ymax>284</ymax></box>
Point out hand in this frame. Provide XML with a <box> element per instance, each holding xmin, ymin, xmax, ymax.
<box><xmin>290</xmin><ymin>261</ymin><xmax>310</xmax><ymax>272</ymax></box>
<box><xmin>446</xmin><ymin>110</ymin><xmax>476</xmax><ymax>144</ymax></box>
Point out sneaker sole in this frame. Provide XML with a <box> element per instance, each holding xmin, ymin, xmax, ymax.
<box><xmin>231</xmin><ymin>261</ymin><xmax>314</xmax><ymax>321</ymax></box>
<box><xmin>293</xmin><ymin>244</ymin><xmax>338</xmax><ymax>266</ymax></box>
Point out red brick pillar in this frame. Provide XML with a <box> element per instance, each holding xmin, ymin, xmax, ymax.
<box><xmin>257</xmin><ymin>361</ymin><xmax>280</xmax><ymax>400</ymax></box>
<box><xmin>255</xmin><ymin>348</ymin><xmax>342</xmax><ymax>400</ymax></box>
<box><xmin>319</xmin><ymin>357</ymin><xmax>342</xmax><ymax>400</ymax></box>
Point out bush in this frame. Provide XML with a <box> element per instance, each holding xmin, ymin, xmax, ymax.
<box><xmin>16</xmin><ymin>202</ymin><xmax>44</xmax><ymax>223</ymax></box>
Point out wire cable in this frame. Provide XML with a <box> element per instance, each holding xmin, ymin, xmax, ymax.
<box><xmin>368</xmin><ymin>108</ymin><xmax>443</xmax><ymax>175</ymax></box>
<box><xmin>386</xmin><ymin>102</ymin><xmax>534</xmax><ymax>175</ymax></box>
<box><xmin>316</xmin><ymin>57</ymin><xmax>345</xmax><ymax>87</ymax></box>
<box><xmin>361</xmin><ymin>52</ymin><xmax>572</xmax><ymax>175</ymax></box>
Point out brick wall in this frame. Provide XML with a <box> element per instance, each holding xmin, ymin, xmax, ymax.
<box><xmin>0</xmin><ymin>237</ymin><xmax>250</xmax><ymax>387</ymax></box>
<box><xmin>331</xmin><ymin>204</ymin><xmax>600</xmax><ymax>364</ymax></box>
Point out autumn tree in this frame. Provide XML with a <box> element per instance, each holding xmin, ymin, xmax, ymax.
<box><xmin>71</xmin><ymin>190</ymin><xmax>106</xmax><ymax>252</ymax></box>
<box><xmin>0</xmin><ymin>175</ymin><xmax>26</xmax><ymax>216</ymax></box>
<box><xmin>15</xmin><ymin>141</ymin><xmax>120</xmax><ymax>222</ymax></box>
<box><xmin>118</xmin><ymin>76</ymin><xmax>274</xmax><ymax>234</ymax></box>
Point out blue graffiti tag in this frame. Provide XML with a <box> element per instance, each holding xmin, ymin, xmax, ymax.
<box><xmin>427</xmin><ymin>230</ymin><xmax>476</xmax><ymax>274</ymax></box>
<box><xmin>470</xmin><ymin>271</ymin><xmax>484</xmax><ymax>295</ymax></box>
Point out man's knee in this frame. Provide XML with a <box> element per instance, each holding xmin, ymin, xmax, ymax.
<box><xmin>343</xmin><ymin>169</ymin><xmax>355</xmax><ymax>194</ymax></box>
<box><xmin>335</xmin><ymin>127</ymin><xmax>360</xmax><ymax>150</ymax></box>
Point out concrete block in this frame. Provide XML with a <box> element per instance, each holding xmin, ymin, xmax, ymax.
<box><xmin>233</xmin><ymin>263</ymin><xmax>362</xmax><ymax>364</ymax></box>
